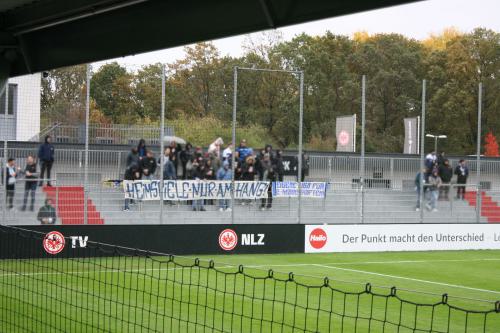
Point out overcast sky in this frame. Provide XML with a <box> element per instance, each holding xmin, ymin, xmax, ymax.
<box><xmin>96</xmin><ymin>0</ymin><xmax>499</xmax><ymax>68</ymax></box>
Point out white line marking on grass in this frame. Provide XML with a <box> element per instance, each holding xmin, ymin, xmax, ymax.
<box><xmin>0</xmin><ymin>265</ymin><xmax>234</xmax><ymax>278</ymax></box>
<box><xmin>243</xmin><ymin>258</ymin><xmax>500</xmax><ymax>268</ymax></box>
<box><xmin>312</xmin><ymin>264</ymin><xmax>500</xmax><ymax>295</ymax></box>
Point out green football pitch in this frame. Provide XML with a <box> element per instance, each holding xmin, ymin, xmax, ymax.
<box><xmin>1</xmin><ymin>250</ymin><xmax>499</xmax><ymax>332</ymax></box>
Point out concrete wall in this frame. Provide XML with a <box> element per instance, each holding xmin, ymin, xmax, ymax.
<box><xmin>10</xmin><ymin>73</ymin><xmax>41</xmax><ymax>141</ymax></box>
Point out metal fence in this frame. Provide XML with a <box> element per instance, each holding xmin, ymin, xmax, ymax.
<box><xmin>2</xmin><ymin>144</ymin><xmax>499</xmax><ymax>226</ymax></box>
<box><xmin>30</xmin><ymin>124</ymin><xmax>174</xmax><ymax>145</ymax></box>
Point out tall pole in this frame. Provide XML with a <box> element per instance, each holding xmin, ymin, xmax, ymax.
<box><xmin>231</xmin><ymin>67</ymin><xmax>237</xmax><ymax>224</ymax></box>
<box><xmin>2</xmin><ymin>140</ymin><xmax>6</xmax><ymax>224</ymax></box>
<box><xmin>434</xmin><ymin>137</ymin><xmax>438</xmax><ymax>153</ymax></box>
<box><xmin>419</xmin><ymin>80</ymin><xmax>426</xmax><ymax>223</ymax></box>
<box><xmin>297</xmin><ymin>71</ymin><xmax>304</xmax><ymax>224</ymax></box>
<box><xmin>160</xmin><ymin>64</ymin><xmax>166</xmax><ymax>224</ymax></box>
<box><xmin>84</xmin><ymin>64</ymin><xmax>90</xmax><ymax>225</ymax></box>
<box><xmin>476</xmin><ymin>83</ymin><xmax>482</xmax><ymax>223</ymax></box>
<box><xmin>360</xmin><ymin>75</ymin><xmax>366</xmax><ymax>224</ymax></box>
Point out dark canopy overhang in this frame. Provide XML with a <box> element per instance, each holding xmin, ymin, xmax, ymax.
<box><xmin>0</xmin><ymin>0</ymin><xmax>420</xmax><ymax>77</ymax></box>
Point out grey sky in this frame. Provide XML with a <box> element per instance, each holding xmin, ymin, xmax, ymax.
<box><xmin>96</xmin><ymin>0</ymin><xmax>499</xmax><ymax>68</ymax></box>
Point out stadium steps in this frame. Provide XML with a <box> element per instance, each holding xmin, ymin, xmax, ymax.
<box><xmin>87</xmin><ymin>187</ymin><xmax>486</xmax><ymax>225</ymax></box>
<box><xmin>43</xmin><ymin>186</ymin><xmax>104</xmax><ymax>225</ymax></box>
<box><xmin>464</xmin><ymin>191</ymin><xmax>500</xmax><ymax>223</ymax></box>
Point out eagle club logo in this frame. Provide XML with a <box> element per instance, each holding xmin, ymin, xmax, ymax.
<box><xmin>43</xmin><ymin>231</ymin><xmax>66</xmax><ymax>255</ymax></box>
<box><xmin>309</xmin><ymin>228</ymin><xmax>327</xmax><ymax>249</ymax></box>
<box><xmin>218</xmin><ymin>229</ymin><xmax>238</xmax><ymax>251</ymax></box>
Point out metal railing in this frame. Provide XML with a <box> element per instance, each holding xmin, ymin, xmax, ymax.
<box><xmin>1</xmin><ymin>146</ymin><xmax>499</xmax><ymax>225</ymax></box>
<box><xmin>29</xmin><ymin>124</ymin><xmax>175</xmax><ymax>145</ymax></box>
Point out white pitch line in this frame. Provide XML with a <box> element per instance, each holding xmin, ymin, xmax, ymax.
<box><xmin>243</xmin><ymin>257</ymin><xmax>500</xmax><ymax>268</ymax></box>
<box><xmin>312</xmin><ymin>264</ymin><xmax>500</xmax><ymax>295</ymax></box>
<box><xmin>0</xmin><ymin>265</ymin><xmax>234</xmax><ymax>278</ymax></box>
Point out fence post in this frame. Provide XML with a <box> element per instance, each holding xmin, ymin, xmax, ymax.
<box><xmin>360</xmin><ymin>75</ymin><xmax>366</xmax><ymax>224</ymax></box>
<box><xmin>476</xmin><ymin>83</ymin><xmax>482</xmax><ymax>223</ymax></box>
<box><xmin>231</xmin><ymin>67</ymin><xmax>238</xmax><ymax>225</ymax></box>
<box><xmin>2</xmin><ymin>140</ymin><xmax>6</xmax><ymax>224</ymax></box>
<box><xmin>160</xmin><ymin>64</ymin><xmax>166</xmax><ymax>225</ymax></box>
<box><xmin>83</xmin><ymin>64</ymin><xmax>91</xmax><ymax>225</ymax></box>
<box><xmin>419</xmin><ymin>80</ymin><xmax>426</xmax><ymax>223</ymax></box>
<box><xmin>297</xmin><ymin>71</ymin><xmax>304</xmax><ymax>224</ymax></box>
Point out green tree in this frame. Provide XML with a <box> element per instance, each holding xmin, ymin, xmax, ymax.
<box><xmin>90</xmin><ymin>62</ymin><xmax>135</xmax><ymax>122</ymax></box>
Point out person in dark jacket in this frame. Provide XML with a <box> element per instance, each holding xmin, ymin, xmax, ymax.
<box><xmin>455</xmin><ymin>159</ymin><xmax>469</xmax><ymax>200</ymax></box>
<box><xmin>137</xmin><ymin>139</ymin><xmax>147</xmax><ymax>160</ymax></box>
<box><xmin>275</xmin><ymin>150</ymin><xmax>285</xmax><ymax>181</ymax></box>
<box><xmin>5</xmin><ymin>158</ymin><xmax>19</xmax><ymax>210</ymax></box>
<box><xmin>297</xmin><ymin>153</ymin><xmax>309</xmax><ymax>182</ymax></box>
<box><xmin>22</xmin><ymin>155</ymin><xmax>38</xmax><ymax>211</ymax></box>
<box><xmin>438</xmin><ymin>159</ymin><xmax>453</xmax><ymax>201</ymax></box>
<box><xmin>123</xmin><ymin>162</ymin><xmax>141</xmax><ymax>211</ymax></box>
<box><xmin>38</xmin><ymin>135</ymin><xmax>55</xmax><ymax>187</ymax></box>
<box><xmin>37</xmin><ymin>198</ymin><xmax>57</xmax><ymax>224</ymax></box>
<box><xmin>259</xmin><ymin>153</ymin><xmax>276</xmax><ymax>210</ymax></box>
<box><xmin>126</xmin><ymin>146</ymin><xmax>139</xmax><ymax>168</ymax></box>
<box><xmin>139</xmin><ymin>150</ymin><xmax>156</xmax><ymax>179</ymax></box>
<box><xmin>414</xmin><ymin>168</ymin><xmax>427</xmax><ymax>211</ymax></box>
<box><xmin>180</xmin><ymin>143</ymin><xmax>193</xmax><ymax>179</ymax></box>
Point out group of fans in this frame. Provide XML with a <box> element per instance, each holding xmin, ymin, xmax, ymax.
<box><xmin>415</xmin><ymin>151</ymin><xmax>470</xmax><ymax>212</ymax></box>
<box><xmin>4</xmin><ymin>135</ymin><xmax>57</xmax><ymax>224</ymax></box>
<box><xmin>123</xmin><ymin>138</ymin><xmax>308</xmax><ymax>211</ymax></box>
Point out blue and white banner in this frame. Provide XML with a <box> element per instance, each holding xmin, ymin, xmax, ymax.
<box><xmin>272</xmin><ymin>182</ymin><xmax>327</xmax><ymax>199</ymax></box>
<box><xmin>123</xmin><ymin>180</ymin><xmax>269</xmax><ymax>201</ymax></box>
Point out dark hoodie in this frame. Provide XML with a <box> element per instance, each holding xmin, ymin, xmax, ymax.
<box><xmin>38</xmin><ymin>136</ymin><xmax>55</xmax><ymax>162</ymax></box>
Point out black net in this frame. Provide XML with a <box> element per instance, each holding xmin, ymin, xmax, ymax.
<box><xmin>0</xmin><ymin>225</ymin><xmax>498</xmax><ymax>333</ymax></box>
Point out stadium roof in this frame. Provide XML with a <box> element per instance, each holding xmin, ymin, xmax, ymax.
<box><xmin>0</xmin><ymin>0</ymin><xmax>420</xmax><ymax>77</ymax></box>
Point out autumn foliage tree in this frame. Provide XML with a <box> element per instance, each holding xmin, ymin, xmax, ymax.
<box><xmin>484</xmin><ymin>132</ymin><xmax>499</xmax><ymax>157</ymax></box>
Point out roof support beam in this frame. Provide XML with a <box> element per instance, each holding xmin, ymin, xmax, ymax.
<box><xmin>259</xmin><ymin>0</ymin><xmax>277</xmax><ymax>29</ymax></box>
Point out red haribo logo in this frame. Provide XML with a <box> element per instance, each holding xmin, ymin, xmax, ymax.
<box><xmin>309</xmin><ymin>228</ymin><xmax>327</xmax><ymax>249</ymax></box>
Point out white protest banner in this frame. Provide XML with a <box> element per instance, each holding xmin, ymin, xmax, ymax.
<box><xmin>305</xmin><ymin>224</ymin><xmax>500</xmax><ymax>253</ymax></box>
<box><xmin>272</xmin><ymin>182</ymin><xmax>327</xmax><ymax>198</ymax></box>
<box><xmin>123</xmin><ymin>180</ymin><xmax>269</xmax><ymax>201</ymax></box>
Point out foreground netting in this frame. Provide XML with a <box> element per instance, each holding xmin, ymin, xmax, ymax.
<box><xmin>0</xmin><ymin>226</ymin><xmax>498</xmax><ymax>333</ymax></box>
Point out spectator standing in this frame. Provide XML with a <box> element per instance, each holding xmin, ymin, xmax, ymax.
<box><xmin>208</xmin><ymin>137</ymin><xmax>224</xmax><ymax>159</ymax></box>
<box><xmin>191</xmin><ymin>159</ymin><xmax>206</xmax><ymax>212</ymax></box>
<box><xmin>438</xmin><ymin>159</ymin><xmax>453</xmax><ymax>201</ymax></box>
<box><xmin>222</xmin><ymin>144</ymin><xmax>232</xmax><ymax>163</ymax></box>
<box><xmin>241</xmin><ymin>155</ymin><xmax>256</xmax><ymax>205</ymax></box>
<box><xmin>216</xmin><ymin>160</ymin><xmax>232</xmax><ymax>211</ymax></box>
<box><xmin>137</xmin><ymin>139</ymin><xmax>147</xmax><ymax>160</ymax></box>
<box><xmin>161</xmin><ymin>148</ymin><xmax>176</xmax><ymax>180</ymax></box>
<box><xmin>180</xmin><ymin>143</ymin><xmax>193</xmax><ymax>179</ymax></box>
<box><xmin>168</xmin><ymin>141</ymin><xmax>180</xmax><ymax>175</ymax></box>
<box><xmin>22</xmin><ymin>155</ymin><xmax>38</xmax><ymax>211</ymax></box>
<box><xmin>275</xmin><ymin>150</ymin><xmax>285</xmax><ymax>181</ymax></box>
<box><xmin>5</xmin><ymin>158</ymin><xmax>19</xmax><ymax>210</ymax></box>
<box><xmin>37</xmin><ymin>198</ymin><xmax>57</xmax><ymax>224</ymax></box>
<box><xmin>259</xmin><ymin>153</ymin><xmax>276</xmax><ymax>210</ymax></box>
<box><xmin>425</xmin><ymin>151</ymin><xmax>437</xmax><ymax>177</ymax></box>
<box><xmin>414</xmin><ymin>168</ymin><xmax>427</xmax><ymax>211</ymax></box>
<box><xmin>437</xmin><ymin>152</ymin><xmax>446</xmax><ymax>167</ymax></box>
<box><xmin>123</xmin><ymin>163</ymin><xmax>141</xmax><ymax>211</ymax></box>
<box><xmin>236</xmin><ymin>139</ymin><xmax>253</xmax><ymax>163</ymax></box>
<box><xmin>140</xmin><ymin>150</ymin><xmax>156</xmax><ymax>180</ymax></box>
<box><xmin>455</xmin><ymin>159</ymin><xmax>469</xmax><ymax>200</ymax></box>
<box><xmin>38</xmin><ymin>135</ymin><xmax>55</xmax><ymax>187</ymax></box>
<box><xmin>298</xmin><ymin>153</ymin><xmax>309</xmax><ymax>182</ymax></box>
<box><xmin>126</xmin><ymin>146</ymin><xmax>139</xmax><ymax>168</ymax></box>
<box><xmin>426</xmin><ymin>169</ymin><xmax>442</xmax><ymax>212</ymax></box>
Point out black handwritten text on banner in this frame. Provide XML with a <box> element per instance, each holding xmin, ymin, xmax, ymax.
<box><xmin>123</xmin><ymin>180</ymin><xmax>269</xmax><ymax>200</ymax></box>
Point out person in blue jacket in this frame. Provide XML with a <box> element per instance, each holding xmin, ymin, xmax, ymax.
<box><xmin>217</xmin><ymin>160</ymin><xmax>233</xmax><ymax>211</ymax></box>
<box><xmin>38</xmin><ymin>135</ymin><xmax>55</xmax><ymax>187</ymax></box>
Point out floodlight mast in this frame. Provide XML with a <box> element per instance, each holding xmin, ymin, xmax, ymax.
<box><xmin>232</xmin><ymin>66</ymin><xmax>304</xmax><ymax>224</ymax></box>
<box><xmin>426</xmin><ymin>133</ymin><xmax>447</xmax><ymax>153</ymax></box>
